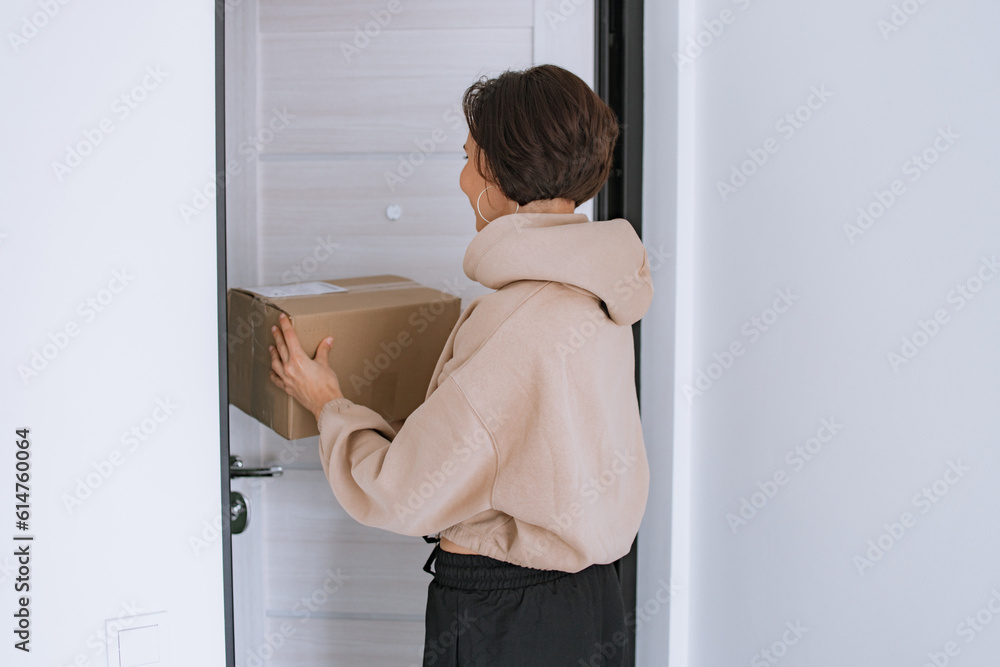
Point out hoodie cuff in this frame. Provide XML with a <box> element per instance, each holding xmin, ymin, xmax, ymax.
<box><xmin>316</xmin><ymin>397</ymin><xmax>356</xmax><ymax>435</ymax></box>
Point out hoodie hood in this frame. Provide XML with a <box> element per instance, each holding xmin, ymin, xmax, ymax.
<box><xmin>463</xmin><ymin>212</ymin><xmax>654</xmax><ymax>326</ymax></box>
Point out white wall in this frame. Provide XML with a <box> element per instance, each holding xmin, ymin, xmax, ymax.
<box><xmin>638</xmin><ymin>0</ymin><xmax>683</xmax><ymax>664</ymax></box>
<box><xmin>2</xmin><ymin>1</ymin><xmax>227</xmax><ymax>664</ymax></box>
<box><xmin>643</xmin><ymin>1</ymin><xmax>1000</xmax><ymax>665</ymax></box>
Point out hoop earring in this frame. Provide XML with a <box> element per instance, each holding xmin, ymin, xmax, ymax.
<box><xmin>476</xmin><ymin>185</ymin><xmax>519</xmax><ymax>224</ymax></box>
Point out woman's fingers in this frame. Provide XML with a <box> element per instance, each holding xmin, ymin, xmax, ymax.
<box><xmin>271</xmin><ymin>326</ymin><xmax>288</xmax><ymax>362</ymax></box>
<box><xmin>268</xmin><ymin>344</ymin><xmax>286</xmax><ymax>380</ymax></box>
<box><xmin>271</xmin><ymin>314</ymin><xmax>295</xmax><ymax>362</ymax></box>
<box><xmin>314</xmin><ymin>337</ymin><xmax>333</xmax><ymax>365</ymax></box>
<box><xmin>267</xmin><ymin>315</ymin><xmax>340</xmax><ymax>415</ymax></box>
<box><xmin>276</xmin><ymin>313</ymin><xmax>301</xmax><ymax>358</ymax></box>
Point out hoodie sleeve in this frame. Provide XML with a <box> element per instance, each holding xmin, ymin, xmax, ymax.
<box><xmin>315</xmin><ymin>374</ymin><xmax>499</xmax><ymax>537</ymax></box>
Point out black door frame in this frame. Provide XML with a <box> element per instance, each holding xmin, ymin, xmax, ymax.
<box><xmin>595</xmin><ymin>1</ymin><xmax>644</xmax><ymax>665</ymax></box>
<box><xmin>215</xmin><ymin>1</ymin><xmax>236</xmax><ymax>665</ymax></box>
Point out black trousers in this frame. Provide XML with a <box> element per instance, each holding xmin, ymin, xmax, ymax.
<box><xmin>421</xmin><ymin>542</ymin><xmax>628</xmax><ymax>666</ymax></box>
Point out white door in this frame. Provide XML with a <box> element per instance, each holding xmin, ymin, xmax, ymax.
<box><xmin>3</xmin><ymin>1</ymin><xmax>231</xmax><ymax>665</ymax></box>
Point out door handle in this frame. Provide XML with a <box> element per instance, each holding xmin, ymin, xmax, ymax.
<box><xmin>230</xmin><ymin>491</ymin><xmax>250</xmax><ymax>535</ymax></box>
<box><xmin>229</xmin><ymin>455</ymin><xmax>283</xmax><ymax>478</ymax></box>
<box><xmin>228</xmin><ymin>456</ymin><xmax>282</xmax><ymax>535</ymax></box>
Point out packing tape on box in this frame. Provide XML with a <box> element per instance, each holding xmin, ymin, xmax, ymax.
<box><xmin>240</xmin><ymin>279</ymin><xmax>424</xmax><ymax>300</ymax></box>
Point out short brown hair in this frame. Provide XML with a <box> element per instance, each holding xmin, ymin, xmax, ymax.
<box><xmin>462</xmin><ymin>64</ymin><xmax>619</xmax><ymax>208</ymax></box>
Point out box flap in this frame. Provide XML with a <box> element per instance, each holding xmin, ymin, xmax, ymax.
<box><xmin>229</xmin><ymin>275</ymin><xmax>436</xmax><ymax>318</ymax></box>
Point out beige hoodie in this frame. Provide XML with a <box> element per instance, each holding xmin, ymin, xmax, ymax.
<box><xmin>316</xmin><ymin>212</ymin><xmax>653</xmax><ymax>573</ymax></box>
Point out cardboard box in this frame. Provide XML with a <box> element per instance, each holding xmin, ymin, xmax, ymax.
<box><xmin>227</xmin><ymin>274</ymin><xmax>461</xmax><ymax>440</ymax></box>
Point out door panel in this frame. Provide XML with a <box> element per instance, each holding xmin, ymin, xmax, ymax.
<box><xmin>263</xmin><ymin>617</ymin><xmax>425</xmax><ymax>667</ymax></box>
<box><xmin>264</xmin><ymin>469</ymin><xmax>429</xmax><ymax>616</ymax></box>
<box><xmin>2</xmin><ymin>0</ymin><xmax>230</xmax><ymax>663</ymax></box>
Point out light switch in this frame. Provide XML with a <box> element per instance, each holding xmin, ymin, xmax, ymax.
<box><xmin>119</xmin><ymin>624</ymin><xmax>159</xmax><ymax>666</ymax></box>
<box><xmin>107</xmin><ymin>610</ymin><xmax>168</xmax><ymax>666</ymax></box>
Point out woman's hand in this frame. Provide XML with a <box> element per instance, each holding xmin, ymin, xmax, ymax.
<box><xmin>269</xmin><ymin>312</ymin><xmax>344</xmax><ymax>420</ymax></box>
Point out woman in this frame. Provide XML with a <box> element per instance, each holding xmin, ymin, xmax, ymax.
<box><xmin>268</xmin><ymin>64</ymin><xmax>653</xmax><ymax>666</ymax></box>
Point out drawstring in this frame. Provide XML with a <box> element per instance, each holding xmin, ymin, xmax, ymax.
<box><xmin>423</xmin><ymin>543</ymin><xmax>440</xmax><ymax>575</ymax></box>
<box><xmin>422</xmin><ymin>534</ymin><xmax>441</xmax><ymax>575</ymax></box>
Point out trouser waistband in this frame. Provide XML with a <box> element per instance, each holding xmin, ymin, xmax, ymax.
<box><xmin>422</xmin><ymin>543</ymin><xmax>570</xmax><ymax>590</ymax></box>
